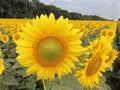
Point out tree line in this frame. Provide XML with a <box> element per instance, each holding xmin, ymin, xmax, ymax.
<box><xmin>0</xmin><ymin>0</ymin><xmax>107</xmax><ymax>20</ymax></box>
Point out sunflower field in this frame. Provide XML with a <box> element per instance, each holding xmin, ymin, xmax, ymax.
<box><xmin>0</xmin><ymin>14</ymin><xmax>119</xmax><ymax>90</ymax></box>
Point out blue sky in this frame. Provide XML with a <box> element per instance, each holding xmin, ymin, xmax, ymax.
<box><xmin>40</xmin><ymin>0</ymin><xmax>119</xmax><ymax>20</ymax></box>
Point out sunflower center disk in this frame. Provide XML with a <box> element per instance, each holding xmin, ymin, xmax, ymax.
<box><xmin>86</xmin><ymin>56</ymin><xmax>102</xmax><ymax>76</ymax></box>
<box><xmin>36</xmin><ymin>37</ymin><xmax>63</xmax><ymax>66</ymax></box>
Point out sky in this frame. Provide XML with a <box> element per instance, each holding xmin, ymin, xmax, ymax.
<box><xmin>40</xmin><ymin>0</ymin><xmax>119</xmax><ymax>20</ymax></box>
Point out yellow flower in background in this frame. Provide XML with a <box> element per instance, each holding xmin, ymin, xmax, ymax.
<box><xmin>0</xmin><ymin>59</ymin><xmax>4</xmax><ymax>75</ymax></box>
<box><xmin>16</xmin><ymin>13</ymin><xmax>84</xmax><ymax>80</ymax></box>
<box><xmin>12</xmin><ymin>32</ymin><xmax>20</xmax><ymax>42</ymax></box>
<box><xmin>4</xmin><ymin>28</ymin><xmax>13</xmax><ymax>35</ymax></box>
<box><xmin>0</xmin><ymin>49</ymin><xmax>4</xmax><ymax>75</ymax></box>
<box><xmin>107</xmin><ymin>30</ymin><xmax>116</xmax><ymax>39</ymax></box>
<box><xmin>100</xmin><ymin>29</ymin><xmax>116</xmax><ymax>40</ymax></box>
<box><xmin>75</xmin><ymin>49</ymin><xmax>108</xmax><ymax>89</ymax></box>
<box><xmin>89</xmin><ymin>29</ymin><xmax>95</xmax><ymax>34</ymax></box>
<box><xmin>105</xmin><ymin>49</ymin><xmax>119</xmax><ymax>69</ymax></box>
<box><xmin>1</xmin><ymin>34</ymin><xmax>9</xmax><ymax>43</ymax></box>
<box><xmin>100</xmin><ymin>29</ymin><xmax>107</xmax><ymax>36</ymax></box>
<box><xmin>0</xmin><ymin>32</ymin><xmax>2</xmax><ymax>38</ymax></box>
<box><xmin>89</xmin><ymin>36</ymin><xmax>112</xmax><ymax>52</ymax></box>
<box><xmin>0</xmin><ymin>49</ymin><xmax>1</xmax><ymax>54</ymax></box>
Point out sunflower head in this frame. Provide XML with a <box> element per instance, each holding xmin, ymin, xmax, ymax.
<box><xmin>1</xmin><ymin>34</ymin><xmax>9</xmax><ymax>43</ymax></box>
<box><xmin>100</xmin><ymin>29</ymin><xmax>116</xmax><ymax>40</ymax></box>
<box><xmin>107</xmin><ymin>30</ymin><xmax>116</xmax><ymax>39</ymax></box>
<box><xmin>0</xmin><ymin>49</ymin><xmax>4</xmax><ymax>75</ymax></box>
<box><xmin>0</xmin><ymin>59</ymin><xmax>5</xmax><ymax>75</ymax></box>
<box><xmin>0</xmin><ymin>49</ymin><xmax>2</xmax><ymax>55</ymax></box>
<box><xmin>105</xmin><ymin>49</ymin><xmax>119</xmax><ymax>68</ymax></box>
<box><xmin>75</xmin><ymin>35</ymin><xmax>114</xmax><ymax>89</ymax></box>
<box><xmin>16</xmin><ymin>13</ymin><xmax>84</xmax><ymax>80</ymax></box>
<box><xmin>100</xmin><ymin>29</ymin><xmax>107</xmax><ymax>36</ymax></box>
<box><xmin>75</xmin><ymin>49</ymin><xmax>108</xmax><ymax>89</ymax></box>
<box><xmin>12</xmin><ymin>32</ymin><xmax>20</xmax><ymax>42</ymax></box>
<box><xmin>89</xmin><ymin>36</ymin><xmax>112</xmax><ymax>52</ymax></box>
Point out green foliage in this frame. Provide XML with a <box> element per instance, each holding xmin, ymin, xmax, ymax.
<box><xmin>92</xmin><ymin>76</ymin><xmax>111</xmax><ymax>90</ymax></box>
<box><xmin>50</xmin><ymin>74</ymin><xmax>83</xmax><ymax>90</ymax></box>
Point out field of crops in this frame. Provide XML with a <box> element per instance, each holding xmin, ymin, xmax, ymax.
<box><xmin>0</xmin><ymin>17</ymin><xmax>119</xmax><ymax>90</ymax></box>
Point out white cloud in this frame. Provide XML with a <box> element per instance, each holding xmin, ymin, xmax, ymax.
<box><xmin>86</xmin><ymin>0</ymin><xmax>112</xmax><ymax>5</ymax></box>
<box><xmin>49</xmin><ymin>0</ymin><xmax>54</xmax><ymax>2</ymax></box>
<box><xmin>40</xmin><ymin>0</ymin><xmax>119</xmax><ymax>20</ymax></box>
<box><xmin>62</xmin><ymin>0</ymin><xmax>72</xmax><ymax>3</ymax></box>
<box><xmin>119</xmin><ymin>1</ymin><xmax>120</xmax><ymax>18</ymax></box>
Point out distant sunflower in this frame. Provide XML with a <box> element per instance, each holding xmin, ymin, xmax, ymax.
<box><xmin>75</xmin><ymin>49</ymin><xmax>108</xmax><ymax>89</ymax></box>
<box><xmin>107</xmin><ymin>30</ymin><xmax>116</xmax><ymax>39</ymax></box>
<box><xmin>0</xmin><ymin>49</ymin><xmax>4</xmax><ymax>75</ymax></box>
<box><xmin>12</xmin><ymin>32</ymin><xmax>20</xmax><ymax>42</ymax></box>
<box><xmin>0</xmin><ymin>32</ymin><xmax>2</xmax><ymax>36</ymax></box>
<box><xmin>1</xmin><ymin>34</ymin><xmax>9</xmax><ymax>43</ymax></box>
<box><xmin>100</xmin><ymin>29</ymin><xmax>107</xmax><ymax>36</ymax></box>
<box><xmin>0</xmin><ymin>59</ymin><xmax>4</xmax><ymax>75</ymax></box>
<box><xmin>0</xmin><ymin>49</ymin><xmax>2</xmax><ymax>55</ymax></box>
<box><xmin>105</xmin><ymin>49</ymin><xmax>119</xmax><ymax>68</ymax></box>
<box><xmin>89</xmin><ymin>36</ymin><xmax>112</xmax><ymax>52</ymax></box>
<box><xmin>16</xmin><ymin>13</ymin><xmax>84</xmax><ymax>80</ymax></box>
<box><xmin>100</xmin><ymin>29</ymin><xmax>115</xmax><ymax>40</ymax></box>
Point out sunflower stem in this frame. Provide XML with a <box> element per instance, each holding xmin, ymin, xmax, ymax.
<box><xmin>42</xmin><ymin>79</ymin><xmax>50</xmax><ymax>90</ymax></box>
<box><xmin>46</xmin><ymin>80</ymin><xmax>50</xmax><ymax>90</ymax></box>
<box><xmin>42</xmin><ymin>79</ymin><xmax>46</xmax><ymax>90</ymax></box>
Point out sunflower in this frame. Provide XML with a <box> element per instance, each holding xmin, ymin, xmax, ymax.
<box><xmin>75</xmin><ymin>49</ymin><xmax>108</xmax><ymax>89</ymax></box>
<box><xmin>0</xmin><ymin>49</ymin><xmax>2</xmax><ymax>55</ymax></box>
<box><xmin>89</xmin><ymin>36</ymin><xmax>112</xmax><ymax>52</ymax></box>
<box><xmin>75</xmin><ymin>36</ymin><xmax>113</xmax><ymax>89</ymax></box>
<box><xmin>100</xmin><ymin>29</ymin><xmax>116</xmax><ymax>40</ymax></box>
<box><xmin>89</xmin><ymin>34</ymin><xmax>118</xmax><ymax>69</ymax></box>
<box><xmin>12</xmin><ymin>32</ymin><xmax>20</xmax><ymax>42</ymax></box>
<box><xmin>16</xmin><ymin>13</ymin><xmax>84</xmax><ymax>80</ymax></box>
<box><xmin>0</xmin><ymin>49</ymin><xmax>4</xmax><ymax>75</ymax></box>
<box><xmin>0</xmin><ymin>32</ymin><xmax>2</xmax><ymax>36</ymax></box>
<box><xmin>105</xmin><ymin>49</ymin><xmax>119</xmax><ymax>69</ymax></box>
<box><xmin>0</xmin><ymin>34</ymin><xmax>9</xmax><ymax>43</ymax></box>
<box><xmin>0</xmin><ymin>59</ymin><xmax>5</xmax><ymax>75</ymax></box>
<box><xmin>100</xmin><ymin>29</ymin><xmax>107</xmax><ymax>36</ymax></box>
<box><xmin>107</xmin><ymin>30</ymin><xmax>116</xmax><ymax>39</ymax></box>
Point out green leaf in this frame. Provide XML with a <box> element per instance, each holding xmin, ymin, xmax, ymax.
<box><xmin>11</xmin><ymin>62</ymin><xmax>22</xmax><ymax>69</ymax></box>
<box><xmin>52</xmin><ymin>86</ymin><xmax>73</xmax><ymax>90</ymax></box>
<box><xmin>4</xmin><ymin>58</ymin><xmax>16</xmax><ymax>69</ymax></box>
<box><xmin>2</xmin><ymin>76</ymin><xmax>19</xmax><ymax>86</ymax></box>
<box><xmin>50</xmin><ymin>74</ymin><xmax>83</xmax><ymax>90</ymax></box>
<box><xmin>4</xmin><ymin>59</ymin><xmax>12</xmax><ymax>69</ymax></box>
<box><xmin>92</xmin><ymin>76</ymin><xmax>111</xmax><ymax>90</ymax></box>
<box><xmin>15</xmin><ymin>69</ymin><xmax>26</xmax><ymax>77</ymax></box>
<box><xmin>7</xmin><ymin>53</ymin><xmax>16</xmax><ymax>58</ymax></box>
<box><xmin>26</xmin><ymin>80</ymin><xmax>36</xmax><ymax>90</ymax></box>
